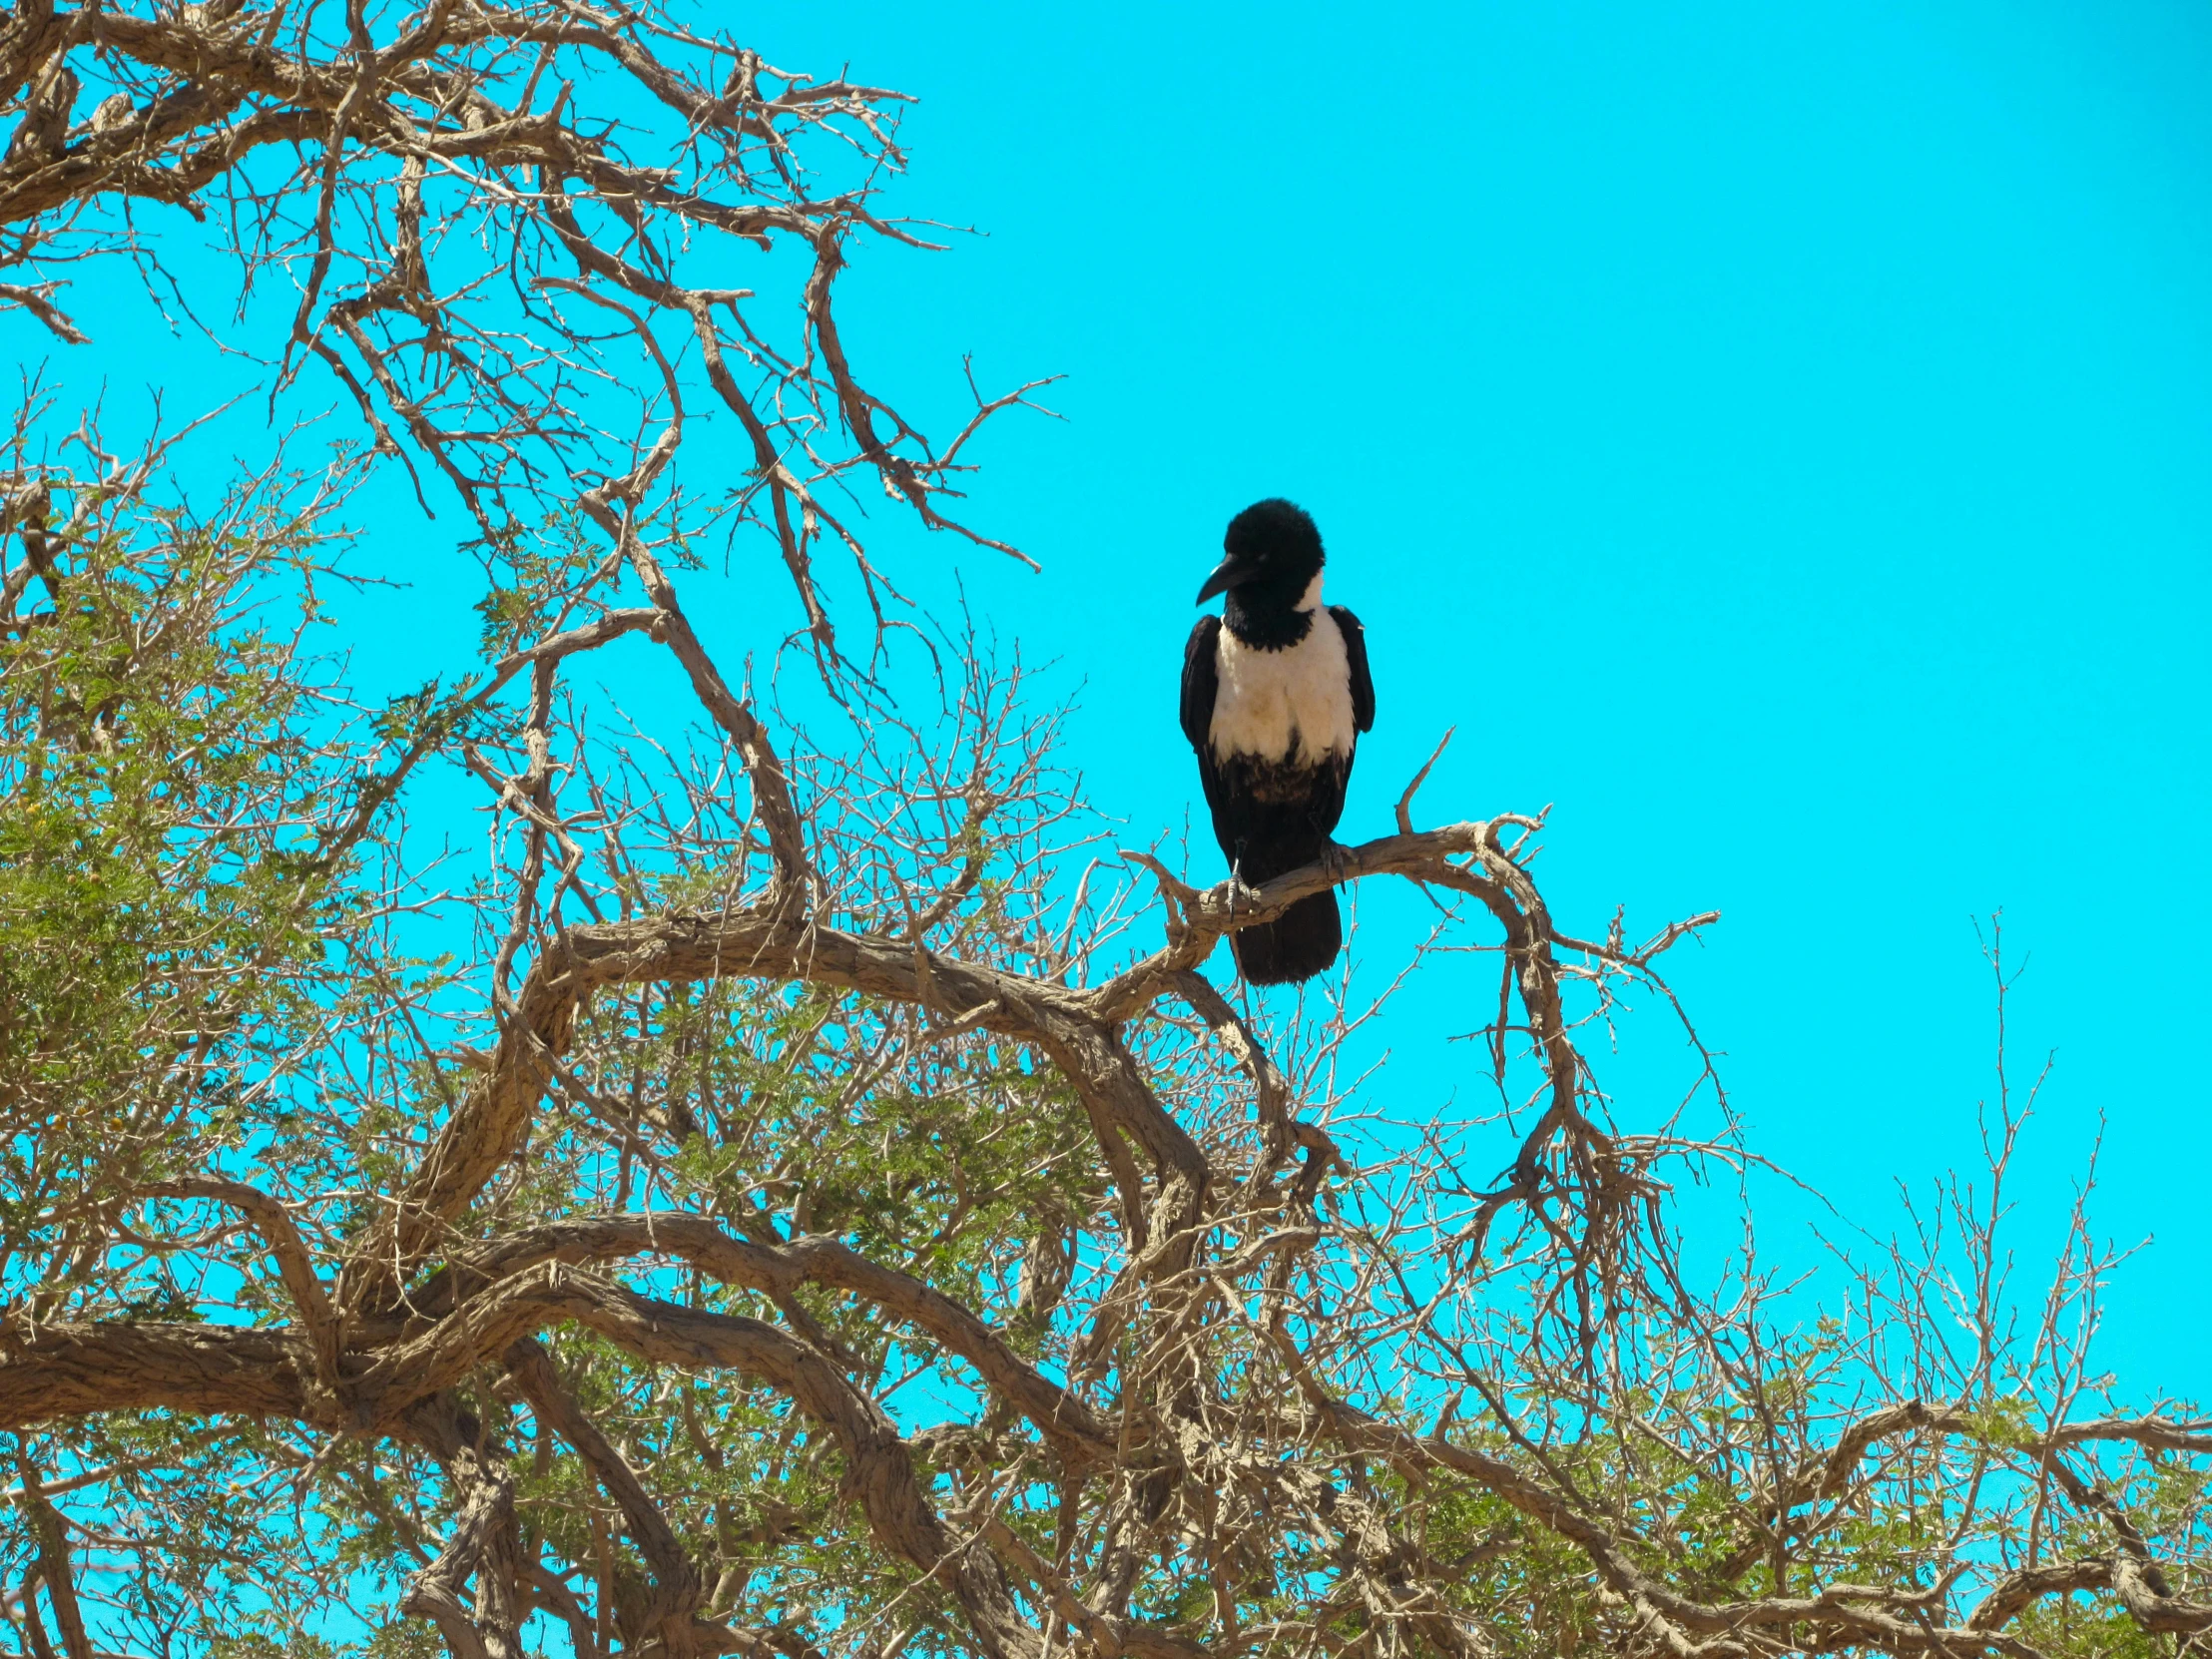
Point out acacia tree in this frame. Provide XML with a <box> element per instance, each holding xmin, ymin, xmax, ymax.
<box><xmin>1</xmin><ymin>6</ymin><xmax>2207</xmax><ymax>1657</ymax></box>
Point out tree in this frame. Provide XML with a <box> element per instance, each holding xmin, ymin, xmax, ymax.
<box><xmin>1</xmin><ymin>5</ymin><xmax>2206</xmax><ymax>1657</ymax></box>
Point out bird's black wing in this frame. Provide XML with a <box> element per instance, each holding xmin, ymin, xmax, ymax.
<box><xmin>1180</xmin><ymin>614</ymin><xmax>1229</xmax><ymax>825</ymax></box>
<box><xmin>1330</xmin><ymin>606</ymin><xmax>1376</xmax><ymax>734</ymax></box>
<box><xmin>1180</xmin><ymin>614</ymin><xmax>1222</xmax><ymax>751</ymax></box>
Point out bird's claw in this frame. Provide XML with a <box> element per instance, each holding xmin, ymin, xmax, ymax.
<box><xmin>1318</xmin><ymin>840</ymin><xmax>1356</xmax><ymax>884</ymax></box>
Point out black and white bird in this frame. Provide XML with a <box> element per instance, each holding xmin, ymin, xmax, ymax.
<box><xmin>1181</xmin><ymin>499</ymin><xmax>1375</xmax><ymax>985</ymax></box>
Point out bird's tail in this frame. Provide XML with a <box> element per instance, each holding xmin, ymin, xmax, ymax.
<box><xmin>1231</xmin><ymin>887</ymin><xmax>1342</xmax><ymax>986</ymax></box>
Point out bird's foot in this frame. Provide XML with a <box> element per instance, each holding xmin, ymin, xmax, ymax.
<box><xmin>1317</xmin><ymin>840</ymin><xmax>1358</xmax><ymax>885</ymax></box>
<box><xmin>1227</xmin><ymin>847</ymin><xmax>1264</xmax><ymax>905</ymax></box>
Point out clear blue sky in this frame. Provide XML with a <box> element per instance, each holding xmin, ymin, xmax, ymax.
<box><xmin>12</xmin><ymin>1</ymin><xmax>2208</xmax><ymax>1393</ymax></box>
<box><xmin>760</xmin><ymin>0</ymin><xmax>2212</xmax><ymax>1394</ymax></box>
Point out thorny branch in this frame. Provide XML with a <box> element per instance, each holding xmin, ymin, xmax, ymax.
<box><xmin>6</xmin><ymin>488</ymin><xmax>2203</xmax><ymax>1652</ymax></box>
<box><xmin>0</xmin><ymin>0</ymin><xmax>1054</xmax><ymax>663</ymax></box>
<box><xmin>1</xmin><ymin>6</ymin><xmax>2204</xmax><ymax>1658</ymax></box>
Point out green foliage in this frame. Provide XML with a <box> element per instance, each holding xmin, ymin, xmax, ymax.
<box><xmin>469</xmin><ymin>511</ymin><xmax>605</xmax><ymax>661</ymax></box>
<box><xmin>363</xmin><ymin>1620</ymin><xmax>448</xmax><ymax>1659</ymax></box>
<box><xmin>5</xmin><ymin>449</ymin><xmax>2205</xmax><ymax>1659</ymax></box>
<box><xmin>0</xmin><ymin>471</ymin><xmax>370</xmax><ymax>1301</ymax></box>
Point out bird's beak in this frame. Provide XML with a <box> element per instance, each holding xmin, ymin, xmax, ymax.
<box><xmin>1197</xmin><ymin>555</ymin><xmax>1259</xmax><ymax>605</ymax></box>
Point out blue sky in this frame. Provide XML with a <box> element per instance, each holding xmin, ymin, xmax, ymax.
<box><xmin>723</xmin><ymin>0</ymin><xmax>2211</xmax><ymax>1390</ymax></box>
<box><xmin>11</xmin><ymin>0</ymin><xmax>2209</xmax><ymax>1394</ymax></box>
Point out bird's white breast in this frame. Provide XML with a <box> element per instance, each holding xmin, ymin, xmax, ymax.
<box><xmin>1209</xmin><ymin>604</ymin><xmax>1356</xmax><ymax>765</ymax></box>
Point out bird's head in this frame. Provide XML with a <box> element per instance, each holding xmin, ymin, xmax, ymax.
<box><xmin>1197</xmin><ymin>498</ymin><xmax>1326</xmax><ymax>611</ymax></box>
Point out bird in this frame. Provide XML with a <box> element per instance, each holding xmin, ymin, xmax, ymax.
<box><xmin>1181</xmin><ymin>498</ymin><xmax>1375</xmax><ymax>985</ymax></box>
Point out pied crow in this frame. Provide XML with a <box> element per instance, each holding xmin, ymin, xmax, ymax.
<box><xmin>1181</xmin><ymin>499</ymin><xmax>1375</xmax><ymax>985</ymax></box>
